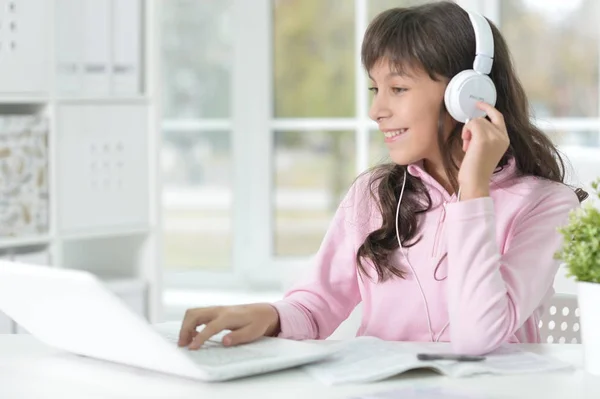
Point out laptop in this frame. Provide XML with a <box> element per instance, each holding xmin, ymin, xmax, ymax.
<box><xmin>0</xmin><ymin>261</ymin><xmax>336</xmax><ymax>382</ymax></box>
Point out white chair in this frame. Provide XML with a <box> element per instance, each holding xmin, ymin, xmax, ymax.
<box><xmin>539</xmin><ymin>293</ymin><xmax>581</xmax><ymax>344</ymax></box>
<box><xmin>327</xmin><ymin>294</ymin><xmax>583</xmax><ymax>344</ymax></box>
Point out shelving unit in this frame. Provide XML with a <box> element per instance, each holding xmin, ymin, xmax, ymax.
<box><xmin>0</xmin><ymin>235</ymin><xmax>52</xmax><ymax>250</ymax></box>
<box><xmin>0</xmin><ymin>0</ymin><xmax>160</xmax><ymax>333</ymax></box>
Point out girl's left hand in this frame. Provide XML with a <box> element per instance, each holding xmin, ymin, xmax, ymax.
<box><xmin>458</xmin><ymin>102</ymin><xmax>510</xmax><ymax>200</ymax></box>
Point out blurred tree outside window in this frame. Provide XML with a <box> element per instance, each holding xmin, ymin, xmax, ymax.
<box><xmin>501</xmin><ymin>0</ymin><xmax>599</xmax><ymax>147</ymax></box>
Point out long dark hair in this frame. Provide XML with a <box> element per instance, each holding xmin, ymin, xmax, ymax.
<box><xmin>355</xmin><ymin>1</ymin><xmax>587</xmax><ymax>282</ymax></box>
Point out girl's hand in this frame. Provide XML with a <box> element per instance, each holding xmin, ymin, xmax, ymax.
<box><xmin>178</xmin><ymin>303</ymin><xmax>280</xmax><ymax>350</ymax></box>
<box><xmin>458</xmin><ymin>102</ymin><xmax>510</xmax><ymax>200</ymax></box>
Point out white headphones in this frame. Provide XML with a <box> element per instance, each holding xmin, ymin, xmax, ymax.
<box><xmin>444</xmin><ymin>11</ymin><xmax>497</xmax><ymax>123</ymax></box>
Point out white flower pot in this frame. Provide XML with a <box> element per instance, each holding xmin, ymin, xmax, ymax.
<box><xmin>578</xmin><ymin>281</ymin><xmax>600</xmax><ymax>375</ymax></box>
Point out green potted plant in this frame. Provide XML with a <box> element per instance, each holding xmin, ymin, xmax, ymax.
<box><xmin>556</xmin><ymin>178</ymin><xmax>600</xmax><ymax>376</ymax></box>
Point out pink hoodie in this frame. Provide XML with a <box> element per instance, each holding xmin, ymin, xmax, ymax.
<box><xmin>271</xmin><ymin>158</ymin><xmax>580</xmax><ymax>355</ymax></box>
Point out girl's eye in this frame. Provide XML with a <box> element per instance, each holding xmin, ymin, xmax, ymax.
<box><xmin>392</xmin><ymin>87</ymin><xmax>407</xmax><ymax>94</ymax></box>
<box><xmin>368</xmin><ymin>87</ymin><xmax>378</xmax><ymax>94</ymax></box>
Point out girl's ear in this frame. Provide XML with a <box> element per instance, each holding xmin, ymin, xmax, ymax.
<box><xmin>440</xmin><ymin>106</ymin><xmax>459</xmax><ymax>138</ymax></box>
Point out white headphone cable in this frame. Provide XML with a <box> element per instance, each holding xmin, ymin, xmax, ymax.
<box><xmin>395</xmin><ymin>170</ymin><xmax>435</xmax><ymax>342</ymax></box>
<box><xmin>395</xmin><ymin>169</ymin><xmax>461</xmax><ymax>342</ymax></box>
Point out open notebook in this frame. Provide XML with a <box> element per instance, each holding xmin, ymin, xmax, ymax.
<box><xmin>302</xmin><ymin>337</ymin><xmax>573</xmax><ymax>385</ymax></box>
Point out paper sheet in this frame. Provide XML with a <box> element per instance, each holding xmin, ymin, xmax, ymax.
<box><xmin>303</xmin><ymin>337</ymin><xmax>433</xmax><ymax>385</ymax></box>
<box><xmin>451</xmin><ymin>345</ymin><xmax>573</xmax><ymax>377</ymax></box>
<box><xmin>303</xmin><ymin>338</ymin><xmax>573</xmax><ymax>385</ymax></box>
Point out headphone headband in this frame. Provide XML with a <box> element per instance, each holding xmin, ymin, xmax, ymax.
<box><xmin>467</xmin><ymin>11</ymin><xmax>494</xmax><ymax>75</ymax></box>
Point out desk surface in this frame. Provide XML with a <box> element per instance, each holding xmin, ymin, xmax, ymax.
<box><xmin>0</xmin><ymin>335</ymin><xmax>599</xmax><ymax>399</ymax></box>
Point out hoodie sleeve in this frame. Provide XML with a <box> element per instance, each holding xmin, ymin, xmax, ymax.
<box><xmin>270</xmin><ymin>178</ymin><xmax>372</xmax><ymax>340</ymax></box>
<box><xmin>444</xmin><ymin>183</ymin><xmax>580</xmax><ymax>355</ymax></box>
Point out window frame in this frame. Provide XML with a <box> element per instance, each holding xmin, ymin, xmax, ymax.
<box><xmin>162</xmin><ymin>0</ymin><xmax>600</xmax><ymax>291</ymax></box>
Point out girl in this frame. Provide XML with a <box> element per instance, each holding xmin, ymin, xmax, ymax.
<box><xmin>178</xmin><ymin>2</ymin><xmax>587</xmax><ymax>355</ymax></box>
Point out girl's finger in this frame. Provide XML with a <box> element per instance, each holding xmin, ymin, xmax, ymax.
<box><xmin>476</xmin><ymin>102</ymin><xmax>506</xmax><ymax>129</ymax></box>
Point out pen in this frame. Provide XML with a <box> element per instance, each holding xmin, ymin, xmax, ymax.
<box><xmin>417</xmin><ymin>353</ymin><xmax>486</xmax><ymax>362</ymax></box>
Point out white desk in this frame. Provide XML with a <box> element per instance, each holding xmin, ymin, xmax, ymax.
<box><xmin>0</xmin><ymin>335</ymin><xmax>599</xmax><ymax>399</ymax></box>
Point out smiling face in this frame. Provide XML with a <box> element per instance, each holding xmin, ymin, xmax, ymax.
<box><xmin>368</xmin><ymin>59</ymin><xmax>454</xmax><ymax>167</ymax></box>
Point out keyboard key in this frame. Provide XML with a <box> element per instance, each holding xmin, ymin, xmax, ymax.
<box><xmin>184</xmin><ymin>345</ymin><xmax>276</xmax><ymax>367</ymax></box>
<box><xmin>159</xmin><ymin>329</ymin><xmax>275</xmax><ymax>367</ymax></box>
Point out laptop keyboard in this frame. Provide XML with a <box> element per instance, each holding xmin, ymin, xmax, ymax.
<box><xmin>160</xmin><ymin>330</ymin><xmax>276</xmax><ymax>367</ymax></box>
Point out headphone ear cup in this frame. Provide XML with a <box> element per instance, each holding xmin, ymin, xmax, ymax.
<box><xmin>444</xmin><ymin>70</ymin><xmax>497</xmax><ymax>123</ymax></box>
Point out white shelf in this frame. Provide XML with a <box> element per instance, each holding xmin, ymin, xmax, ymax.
<box><xmin>60</xmin><ymin>225</ymin><xmax>151</xmax><ymax>241</ymax></box>
<box><xmin>0</xmin><ymin>236</ymin><xmax>52</xmax><ymax>250</ymax></box>
<box><xmin>0</xmin><ymin>1</ymin><xmax>51</xmax><ymax>94</ymax></box>
<box><xmin>0</xmin><ymin>96</ymin><xmax>50</xmax><ymax>104</ymax></box>
<box><xmin>55</xmin><ymin>96</ymin><xmax>149</xmax><ymax>104</ymax></box>
<box><xmin>56</xmin><ymin>104</ymin><xmax>150</xmax><ymax>232</ymax></box>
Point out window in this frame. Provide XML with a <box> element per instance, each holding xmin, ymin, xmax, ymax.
<box><xmin>161</xmin><ymin>1</ymin><xmax>233</xmax><ymax>272</ymax></box>
<box><xmin>161</xmin><ymin>0</ymin><xmax>600</xmax><ymax>290</ymax></box>
<box><xmin>273</xmin><ymin>130</ymin><xmax>356</xmax><ymax>256</ymax></box>
<box><xmin>499</xmin><ymin>0</ymin><xmax>599</xmax><ymax>147</ymax></box>
<box><xmin>272</xmin><ymin>0</ymin><xmax>356</xmax><ymax>258</ymax></box>
<box><xmin>369</xmin><ymin>0</ymin><xmax>442</xmax><ymax>19</ymax></box>
<box><xmin>491</xmin><ymin>0</ymin><xmax>600</xmax><ymax>198</ymax></box>
<box><xmin>273</xmin><ymin>0</ymin><xmax>355</xmax><ymax>118</ymax></box>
